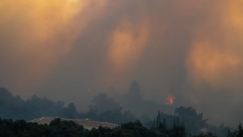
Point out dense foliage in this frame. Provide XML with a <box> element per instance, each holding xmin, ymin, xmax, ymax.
<box><xmin>0</xmin><ymin>118</ymin><xmax>86</xmax><ymax>137</ymax></box>
<box><xmin>81</xmin><ymin>93</ymin><xmax>136</xmax><ymax>124</ymax></box>
<box><xmin>0</xmin><ymin>87</ymin><xmax>238</xmax><ymax>137</ymax></box>
<box><xmin>0</xmin><ymin>88</ymin><xmax>135</xmax><ymax>124</ymax></box>
<box><xmin>0</xmin><ymin>118</ymin><xmax>184</xmax><ymax>137</ymax></box>
<box><xmin>1</xmin><ymin>117</ymin><xmax>243</xmax><ymax>137</ymax></box>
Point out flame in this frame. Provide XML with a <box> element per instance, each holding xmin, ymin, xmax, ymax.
<box><xmin>165</xmin><ymin>95</ymin><xmax>175</xmax><ymax>105</ymax></box>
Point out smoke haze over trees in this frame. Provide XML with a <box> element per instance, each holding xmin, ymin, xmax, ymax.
<box><xmin>0</xmin><ymin>87</ymin><xmax>135</xmax><ymax>124</ymax></box>
<box><xmin>0</xmin><ymin>87</ymin><xmax>239</xmax><ymax>137</ymax></box>
<box><xmin>1</xmin><ymin>0</ymin><xmax>243</xmax><ymax>127</ymax></box>
<box><xmin>2</xmin><ymin>116</ymin><xmax>243</xmax><ymax>137</ymax></box>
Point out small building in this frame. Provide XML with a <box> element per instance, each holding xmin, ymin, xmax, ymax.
<box><xmin>29</xmin><ymin>117</ymin><xmax>117</xmax><ymax>130</ymax></box>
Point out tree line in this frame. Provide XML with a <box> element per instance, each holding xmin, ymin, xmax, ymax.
<box><xmin>0</xmin><ymin>87</ymin><xmax>240</xmax><ymax>137</ymax></box>
<box><xmin>0</xmin><ymin>88</ymin><xmax>135</xmax><ymax>124</ymax></box>
<box><xmin>1</xmin><ymin>117</ymin><xmax>243</xmax><ymax>137</ymax></box>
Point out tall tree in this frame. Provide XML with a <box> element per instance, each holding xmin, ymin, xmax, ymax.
<box><xmin>175</xmin><ymin>106</ymin><xmax>208</xmax><ymax>135</ymax></box>
<box><xmin>128</xmin><ymin>80</ymin><xmax>142</xmax><ymax>100</ymax></box>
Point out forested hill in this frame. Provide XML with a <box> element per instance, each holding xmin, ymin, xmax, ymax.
<box><xmin>0</xmin><ymin>87</ymin><xmax>135</xmax><ymax>124</ymax></box>
<box><xmin>0</xmin><ymin>87</ymin><xmax>77</xmax><ymax>121</ymax></box>
<box><xmin>0</xmin><ymin>87</ymin><xmax>240</xmax><ymax>137</ymax></box>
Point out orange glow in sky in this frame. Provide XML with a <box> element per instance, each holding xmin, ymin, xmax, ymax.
<box><xmin>186</xmin><ymin>0</ymin><xmax>243</xmax><ymax>89</ymax></box>
<box><xmin>0</xmin><ymin>0</ymin><xmax>92</xmax><ymax>96</ymax></box>
<box><xmin>1</xmin><ymin>0</ymin><xmax>243</xmax><ymax>100</ymax></box>
<box><xmin>165</xmin><ymin>95</ymin><xmax>175</xmax><ymax>105</ymax></box>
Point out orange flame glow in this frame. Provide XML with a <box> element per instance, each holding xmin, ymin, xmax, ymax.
<box><xmin>165</xmin><ymin>95</ymin><xmax>175</xmax><ymax>105</ymax></box>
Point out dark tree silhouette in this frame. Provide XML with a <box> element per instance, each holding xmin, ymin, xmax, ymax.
<box><xmin>175</xmin><ymin>106</ymin><xmax>208</xmax><ymax>135</ymax></box>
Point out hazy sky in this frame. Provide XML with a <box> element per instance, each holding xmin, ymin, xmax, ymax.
<box><xmin>0</xmin><ymin>0</ymin><xmax>243</xmax><ymax>126</ymax></box>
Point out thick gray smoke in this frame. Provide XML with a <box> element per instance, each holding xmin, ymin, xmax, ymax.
<box><xmin>0</xmin><ymin>0</ymin><xmax>243</xmax><ymax>126</ymax></box>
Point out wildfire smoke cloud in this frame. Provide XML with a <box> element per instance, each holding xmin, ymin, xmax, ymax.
<box><xmin>1</xmin><ymin>0</ymin><xmax>243</xmax><ymax>126</ymax></box>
